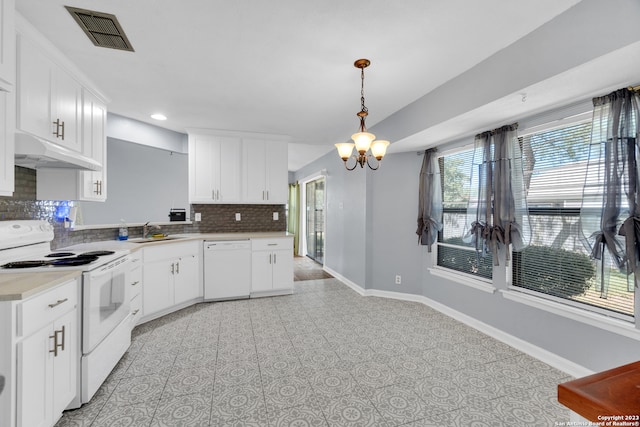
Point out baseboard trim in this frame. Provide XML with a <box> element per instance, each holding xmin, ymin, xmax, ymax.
<box><xmin>322</xmin><ymin>266</ymin><xmax>592</xmax><ymax>378</ymax></box>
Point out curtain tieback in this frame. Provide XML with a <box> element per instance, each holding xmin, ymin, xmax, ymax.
<box><xmin>619</xmin><ymin>216</ymin><xmax>640</xmax><ymax>289</ymax></box>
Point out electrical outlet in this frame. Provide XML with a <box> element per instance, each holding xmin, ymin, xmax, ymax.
<box><xmin>395</xmin><ymin>275</ymin><xmax>402</xmax><ymax>285</ymax></box>
<box><xmin>195</xmin><ymin>213</ymin><xmax>201</xmax><ymax>222</ymax></box>
<box><xmin>235</xmin><ymin>213</ymin><xmax>241</xmax><ymax>221</ymax></box>
<box><xmin>273</xmin><ymin>212</ymin><xmax>279</xmax><ymax>221</ymax></box>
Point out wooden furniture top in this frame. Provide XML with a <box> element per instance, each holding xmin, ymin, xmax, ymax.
<box><xmin>558</xmin><ymin>360</ymin><xmax>640</xmax><ymax>422</ymax></box>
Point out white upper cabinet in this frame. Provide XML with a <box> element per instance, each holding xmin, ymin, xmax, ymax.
<box><xmin>17</xmin><ymin>33</ymin><xmax>81</xmax><ymax>152</ymax></box>
<box><xmin>0</xmin><ymin>0</ymin><xmax>15</xmax><ymax>91</ymax></box>
<box><xmin>189</xmin><ymin>131</ymin><xmax>288</xmax><ymax>205</ymax></box>
<box><xmin>78</xmin><ymin>89</ymin><xmax>107</xmax><ymax>201</ymax></box>
<box><xmin>0</xmin><ymin>0</ymin><xmax>15</xmax><ymax>196</ymax></box>
<box><xmin>242</xmin><ymin>138</ymin><xmax>288</xmax><ymax>204</ymax></box>
<box><xmin>188</xmin><ymin>134</ymin><xmax>241</xmax><ymax>204</ymax></box>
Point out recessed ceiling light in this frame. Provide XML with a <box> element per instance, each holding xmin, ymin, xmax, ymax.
<box><xmin>151</xmin><ymin>113</ymin><xmax>167</xmax><ymax>121</ymax></box>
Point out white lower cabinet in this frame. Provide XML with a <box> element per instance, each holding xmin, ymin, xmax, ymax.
<box><xmin>251</xmin><ymin>237</ymin><xmax>293</xmax><ymax>296</ymax></box>
<box><xmin>142</xmin><ymin>241</ymin><xmax>201</xmax><ymax>319</ymax></box>
<box><xmin>0</xmin><ymin>278</ymin><xmax>79</xmax><ymax>427</ymax></box>
<box><xmin>128</xmin><ymin>251</ymin><xmax>143</xmax><ymax>327</ymax></box>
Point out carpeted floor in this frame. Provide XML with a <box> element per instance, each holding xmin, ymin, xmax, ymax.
<box><xmin>294</xmin><ymin>256</ymin><xmax>333</xmax><ymax>281</ymax></box>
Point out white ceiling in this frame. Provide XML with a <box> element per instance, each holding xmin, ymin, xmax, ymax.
<box><xmin>16</xmin><ymin>0</ymin><xmax>593</xmax><ymax>170</ymax></box>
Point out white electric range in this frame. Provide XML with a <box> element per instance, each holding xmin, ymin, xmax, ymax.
<box><xmin>0</xmin><ymin>220</ymin><xmax>133</xmax><ymax>406</ymax></box>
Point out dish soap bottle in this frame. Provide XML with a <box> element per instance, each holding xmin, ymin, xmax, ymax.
<box><xmin>118</xmin><ymin>219</ymin><xmax>128</xmax><ymax>241</ymax></box>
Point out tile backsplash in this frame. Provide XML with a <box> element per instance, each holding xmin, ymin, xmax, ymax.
<box><xmin>1</xmin><ymin>167</ymin><xmax>287</xmax><ymax>249</ymax></box>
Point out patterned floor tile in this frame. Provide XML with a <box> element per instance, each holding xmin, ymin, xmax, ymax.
<box><xmin>268</xmin><ymin>404</ymin><xmax>329</xmax><ymax>427</ymax></box>
<box><xmin>298</xmin><ymin>349</ymin><xmax>341</xmax><ymax>371</ymax></box>
<box><xmin>105</xmin><ymin>373</ymin><xmax>168</xmax><ymax>407</ymax></box>
<box><xmin>320</xmin><ymin>392</ymin><xmax>388</xmax><ymax>427</ymax></box>
<box><xmin>215</xmin><ymin>359</ymin><xmax>261</xmax><ymax>386</ymax></box>
<box><xmin>210</xmin><ymin>382</ymin><xmax>267</xmax><ymax>424</ymax></box>
<box><xmin>163</xmin><ymin>365</ymin><xmax>215</xmax><ymax>398</ymax></box>
<box><xmin>413</xmin><ymin>377</ymin><xmax>467</xmax><ymax>414</ymax></box>
<box><xmin>309</xmin><ymin>368</ymin><xmax>362</xmax><ymax>400</ymax></box>
<box><xmin>368</xmin><ymin>384</ymin><xmax>431</xmax><ymax>427</ymax></box>
<box><xmin>125</xmin><ymin>352</ymin><xmax>176</xmax><ymax>377</ymax></box>
<box><xmin>150</xmin><ymin>393</ymin><xmax>212</xmax><ymax>427</ymax></box>
<box><xmin>350</xmin><ymin>361</ymin><xmax>398</xmax><ymax>389</ymax></box>
<box><xmin>263</xmin><ymin>375</ymin><xmax>316</xmax><ymax>412</ymax></box>
<box><xmin>173</xmin><ymin>347</ymin><xmax>218</xmax><ymax>369</ymax></box>
<box><xmin>259</xmin><ymin>355</ymin><xmax>304</xmax><ymax>380</ymax></box>
<box><xmin>91</xmin><ymin>400</ymin><xmax>158</xmax><ymax>427</ymax></box>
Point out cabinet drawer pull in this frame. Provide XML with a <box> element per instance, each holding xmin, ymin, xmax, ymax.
<box><xmin>131</xmin><ymin>280</ymin><xmax>140</xmax><ymax>286</ymax></box>
<box><xmin>49</xmin><ymin>326</ymin><xmax>65</xmax><ymax>357</ymax></box>
<box><xmin>48</xmin><ymin>298</ymin><xmax>68</xmax><ymax>308</ymax></box>
<box><xmin>267</xmin><ymin>243</ymin><xmax>278</xmax><ymax>246</ymax></box>
<box><xmin>176</xmin><ymin>261</ymin><xmax>180</xmax><ymax>274</ymax></box>
<box><xmin>132</xmin><ymin>309</ymin><xmax>140</xmax><ymax>315</ymax></box>
<box><xmin>274</xmin><ymin>253</ymin><xmax>277</xmax><ymax>264</ymax></box>
<box><xmin>49</xmin><ymin>332</ymin><xmax>58</xmax><ymax>356</ymax></box>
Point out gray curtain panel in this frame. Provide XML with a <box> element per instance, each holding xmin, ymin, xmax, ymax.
<box><xmin>464</xmin><ymin>123</ymin><xmax>530</xmax><ymax>266</ymax></box>
<box><xmin>416</xmin><ymin>148</ymin><xmax>443</xmax><ymax>252</ymax></box>
<box><xmin>580</xmin><ymin>88</ymin><xmax>640</xmax><ymax>296</ymax></box>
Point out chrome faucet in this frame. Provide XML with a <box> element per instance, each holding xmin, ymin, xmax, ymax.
<box><xmin>143</xmin><ymin>221</ymin><xmax>161</xmax><ymax>238</ymax></box>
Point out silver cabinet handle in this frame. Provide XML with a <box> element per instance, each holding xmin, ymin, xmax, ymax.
<box><xmin>48</xmin><ymin>298</ymin><xmax>68</xmax><ymax>308</ymax></box>
<box><xmin>171</xmin><ymin>263</ymin><xmax>175</xmax><ymax>275</ymax></box>
<box><xmin>131</xmin><ymin>280</ymin><xmax>140</xmax><ymax>286</ymax></box>
<box><xmin>176</xmin><ymin>261</ymin><xmax>180</xmax><ymax>274</ymax></box>
<box><xmin>274</xmin><ymin>253</ymin><xmax>277</xmax><ymax>264</ymax></box>
<box><xmin>132</xmin><ymin>309</ymin><xmax>140</xmax><ymax>315</ymax></box>
<box><xmin>266</xmin><ymin>190</ymin><xmax>269</xmax><ymax>200</ymax></box>
<box><xmin>267</xmin><ymin>243</ymin><xmax>278</xmax><ymax>246</ymax></box>
<box><xmin>269</xmin><ymin>253</ymin><xmax>272</xmax><ymax>264</ymax></box>
<box><xmin>49</xmin><ymin>325</ymin><xmax>65</xmax><ymax>357</ymax></box>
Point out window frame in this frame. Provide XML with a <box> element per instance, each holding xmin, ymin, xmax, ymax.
<box><xmin>505</xmin><ymin>112</ymin><xmax>637</xmax><ymax>325</ymax></box>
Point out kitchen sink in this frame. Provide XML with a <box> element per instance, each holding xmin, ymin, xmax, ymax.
<box><xmin>128</xmin><ymin>236</ymin><xmax>185</xmax><ymax>243</ymax></box>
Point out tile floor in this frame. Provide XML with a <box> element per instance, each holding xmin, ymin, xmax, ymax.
<box><xmin>55</xmin><ymin>278</ymin><xmax>571</xmax><ymax>426</ymax></box>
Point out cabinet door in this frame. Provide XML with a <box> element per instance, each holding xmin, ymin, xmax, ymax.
<box><xmin>174</xmin><ymin>253</ymin><xmax>200</xmax><ymax>304</ymax></box>
<box><xmin>17</xmin><ymin>35</ymin><xmax>52</xmax><ymax>141</ymax></box>
<box><xmin>218</xmin><ymin>137</ymin><xmax>241</xmax><ymax>203</ymax></box>
<box><xmin>271</xmin><ymin>249</ymin><xmax>294</xmax><ymax>291</ymax></box>
<box><xmin>18</xmin><ymin>324</ymin><xmax>52</xmax><ymax>427</ymax></box>
<box><xmin>52</xmin><ymin>67</ymin><xmax>82</xmax><ymax>152</ymax></box>
<box><xmin>265</xmin><ymin>140</ymin><xmax>288</xmax><ymax>204</ymax></box>
<box><xmin>189</xmin><ymin>134</ymin><xmax>216</xmax><ymax>202</ymax></box>
<box><xmin>243</xmin><ymin>138</ymin><xmax>268</xmax><ymax>203</ymax></box>
<box><xmin>0</xmin><ymin>0</ymin><xmax>15</xmax><ymax>89</ymax></box>
<box><xmin>0</xmin><ymin>90</ymin><xmax>13</xmax><ymax>196</ymax></box>
<box><xmin>80</xmin><ymin>90</ymin><xmax>107</xmax><ymax>201</ymax></box>
<box><xmin>52</xmin><ymin>309</ymin><xmax>78</xmax><ymax>416</ymax></box>
<box><xmin>143</xmin><ymin>259</ymin><xmax>174</xmax><ymax>316</ymax></box>
<box><xmin>251</xmin><ymin>251</ymin><xmax>274</xmax><ymax>292</ymax></box>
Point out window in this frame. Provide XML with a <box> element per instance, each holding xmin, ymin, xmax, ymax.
<box><xmin>511</xmin><ymin>121</ymin><xmax>635</xmax><ymax>319</ymax></box>
<box><xmin>437</xmin><ymin>148</ymin><xmax>493</xmax><ymax>279</ymax></box>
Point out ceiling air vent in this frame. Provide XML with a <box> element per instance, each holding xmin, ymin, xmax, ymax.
<box><xmin>65</xmin><ymin>6</ymin><xmax>134</xmax><ymax>52</ymax></box>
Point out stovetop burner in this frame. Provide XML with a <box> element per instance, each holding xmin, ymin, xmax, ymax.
<box><xmin>45</xmin><ymin>252</ymin><xmax>76</xmax><ymax>258</ymax></box>
<box><xmin>50</xmin><ymin>256</ymin><xmax>98</xmax><ymax>266</ymax></box>
<box><xmin>1</xmin><ymin>260</ymin><xmax>50</xmax><ymax>269</ymax></box>
<box><xmin>79</xmin><ymin>250</ymin><xmax>115</xmax><ymax>257</ymax></box>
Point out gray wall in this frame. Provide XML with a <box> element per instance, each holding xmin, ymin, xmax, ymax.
<box><xmin>78</xmin><ymin>138</ymin><xmax>189</xmax><ymax>225</ymax></box>
<box><xmin>293</xmin><ymin>147</ymin><xmax>640</xmax><ymax>374</ymax></box>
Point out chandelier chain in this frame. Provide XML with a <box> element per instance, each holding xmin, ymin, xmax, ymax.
<box><xmin>360</xmin><ymin>67</ymin><xmax>368</xmax><ymax>115</ymax></box>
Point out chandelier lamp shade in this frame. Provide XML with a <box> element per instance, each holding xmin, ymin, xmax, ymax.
<box><xmin>335</xmin><ymin>59</ymin><xmax>390</xmax><ymax>170</ymax></box>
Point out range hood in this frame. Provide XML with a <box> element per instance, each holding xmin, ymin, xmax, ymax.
<box><xmin>14</xmin><ymin>132</ymin><xmax>102</xmax><ymax>171</ymax></box>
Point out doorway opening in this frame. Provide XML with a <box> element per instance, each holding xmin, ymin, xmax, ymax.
<box><xmin>305</xmin><ymin>177</ymin><xmax>325</xmax><ymax>264</ymax></box>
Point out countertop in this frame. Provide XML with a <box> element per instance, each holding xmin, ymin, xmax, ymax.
<box><xmin>558</xmin><ymin>360</ymin><xmax>640</xmax><ymax>419</ymax></box>
<box><xmin>0</xmin><ymin>270</ymin><xmax>81</xmax><ymax>301</ymax></box>
<box><xmin>0</xmin><ymin>232</ymin><xmax>293</xmax><ymax>301</ymax></box>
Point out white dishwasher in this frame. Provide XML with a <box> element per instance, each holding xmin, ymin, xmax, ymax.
<box><xmin>203</xmin><ymin>240</ymin><xmax>252</xmax><ymax>300</ymax></box>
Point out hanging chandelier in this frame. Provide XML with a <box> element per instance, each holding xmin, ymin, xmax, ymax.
<box><xmin>335</xmin><ymin>59</ymin><xmax>390</xmax><ymax>170</ymax></box>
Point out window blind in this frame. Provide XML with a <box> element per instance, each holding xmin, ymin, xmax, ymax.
<box><xmin>437</xmin><ymin>149</ymin><xmax>493</xmax><ymax>279</ymax></box>
<box><xmin>512</xmin><ymin>122</ymin><xmax>634</xmax><ymax>318</ymax></box>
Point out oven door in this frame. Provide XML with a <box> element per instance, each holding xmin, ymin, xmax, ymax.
<box><xmin>82</xmin><ymin>256</ymin><xmax>131</xmax><ymax>354</ymax></box>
